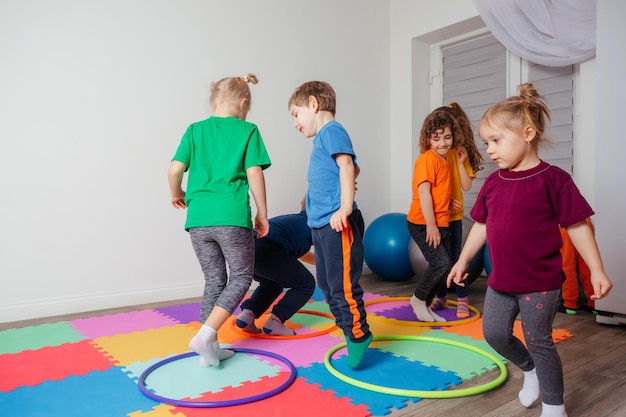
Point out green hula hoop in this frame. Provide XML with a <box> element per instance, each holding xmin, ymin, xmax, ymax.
<box><xmin>324</xmin><ymin>335</ymin><xmax>507</xmax><ymax>398</ymax></box>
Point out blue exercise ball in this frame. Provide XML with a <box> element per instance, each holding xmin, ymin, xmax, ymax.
<box><xmin>363</xmin><ymin>213</ymin><xmax>414</xmax><ymax>281</ymax></box>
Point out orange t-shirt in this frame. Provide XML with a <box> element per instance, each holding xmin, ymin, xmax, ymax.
<box><xmin>408</xmin><ymin>150</ymin><xmax>451</xmax><ymax>226</ymax></box>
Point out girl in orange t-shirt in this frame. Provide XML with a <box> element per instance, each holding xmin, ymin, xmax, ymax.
<box><xmin>407</xmin><ymin>108</ymin><xmax>454</xmax><ymax>322</ymax></box>
<box><xmin>430</xmin><ymin>103</ymin><xmax>484</xmax><ymax>318</ymax></box>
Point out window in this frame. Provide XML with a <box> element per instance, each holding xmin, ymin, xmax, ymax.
<box><xmin>435</xmin><ymin>33</ymin><xmax>574</xmax><ymax>213</ymax></box>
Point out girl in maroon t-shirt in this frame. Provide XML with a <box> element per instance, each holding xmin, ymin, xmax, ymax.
<box><xmin>447</xmin><ymin>83</ymin><xmax>612</xmax><ymax>417</ymax></box>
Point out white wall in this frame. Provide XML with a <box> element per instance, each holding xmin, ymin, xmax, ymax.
<box><xmin>2</xmin><ymin>0</ymin><xmax>621</xmax><ymax>323</ymax></box>
<box><xmin>389</xmin><ymin>0</ymin><xmax>482</xmax><ymax>212</ymax></box>
<box><xmin>0</xmin><ymin>0</ymin><xmax>390</xmax><ymax>322</ymax></box>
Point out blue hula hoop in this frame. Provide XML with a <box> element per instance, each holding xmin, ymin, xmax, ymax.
<box><xmin>138</xmin><ymin>348</ymin><xmax>296</xmax><ymax>408</ymax></box>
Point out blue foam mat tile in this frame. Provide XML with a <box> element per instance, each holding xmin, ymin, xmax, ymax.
<box><xmin>309</xmin><ymin>286</ymin><xmax>327</xmax><ymax>302</ymax></box>
<box><xmin>0</xmin><ymin>367</ymin><xmax>158</xmax><ymax>417</ymax></box>
<box><xmin>298</xmin><ymin>348</ymin><xmax>461</xmax><ymax>416</ymax></box>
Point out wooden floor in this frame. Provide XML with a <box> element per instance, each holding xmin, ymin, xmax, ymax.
<box><xmin>357</xmin><ymin>273</ymin><xmax>626</xmax><ymax>417</ymax></box>
<box><xmin>3</xmin><ymin>273</ymin><xmax>625</xmax><ymax>417</ymax></box>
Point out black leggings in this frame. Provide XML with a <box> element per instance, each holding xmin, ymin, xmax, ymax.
<box><xmin>482</xmin><ymin>286</ymin><xmax>564</xmax><ymax>405</ymax></box>
<box><xmin>407</xmin><ymin>221</ymin><xmax>451</xmax><ymax>305</ymax></box>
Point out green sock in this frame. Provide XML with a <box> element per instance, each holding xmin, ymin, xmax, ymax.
<box><xmin>346</xmin><ymin>333</ymin><xmax>373</xmax><ymax>369</ymax></box>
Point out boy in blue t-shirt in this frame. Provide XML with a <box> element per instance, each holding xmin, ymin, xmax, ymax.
<box><xmin>287</xmin><ymin>81</ymin><xmax>372</xmax><ymax>368</ymax></box>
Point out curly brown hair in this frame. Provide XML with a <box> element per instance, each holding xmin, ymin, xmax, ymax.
<box><xmin>431</xmin><ymin>103</ymin><xmax>484</xmax><ymax>173</ymax></box>
<box><xmin>418</xmin><ymin>108</ymin><xmax>457</xmax><ymax>154</ymax></box>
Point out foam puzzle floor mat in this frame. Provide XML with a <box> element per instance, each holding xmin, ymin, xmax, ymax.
<box><xmin>0</xmin><ymin>288</ymin><xmax>573</xmax><ymax>417</ymax></box>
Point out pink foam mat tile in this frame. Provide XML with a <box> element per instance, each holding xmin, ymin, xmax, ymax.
<box><xmin>229</xmin><ymin>332</ymin><xmax>344</xmax><ymax>368</ymax></box>
<box><xmin>70</xmin><ymin>309</ymin><xmax>181</xmax><ymax>339</ymax></box>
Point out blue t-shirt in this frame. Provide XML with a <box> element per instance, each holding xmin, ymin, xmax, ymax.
<box><xmin>306</xmin><ymin>121</ymin><xmax>358</xmax><ymax>228</ymax></box>
<box><xmin>259</xmin><ymin>211</ymin><xmax>312</xmax><ymax>258</ymax></box>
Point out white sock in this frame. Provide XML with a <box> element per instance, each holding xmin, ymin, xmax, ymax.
<box><xmin>519</xmin><ymin>368</ymin><xmax>540</xmax><ymax>407</ymax></box>
<box><xmin>198</xmin><ymin>342</ymin><xmax>235</xmax><ymax>367</ymax></box>
<box><xmin>189</xmin><ymin>325</ymin><xmax>220</xmax><ymax>366</ymax></box>
<box><xmin>540</xmin><ymin>402</ymin><xmax>567</xmax><ymax>417</ymax></box>
<box><xmin>428</xmin><ymin>307</ymin><xmax>447</xmax><ymax>322</ymax></box>
<box><xmin>410</xmin><ymin>295</ymin><xmax>434</xmax><ymax>322</ymax></box>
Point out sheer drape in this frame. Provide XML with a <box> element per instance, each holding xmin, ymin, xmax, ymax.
<box><xmin>472</xmin><ymin>0</ymin><xmax>596</xmax><ymax>66</ymax></box>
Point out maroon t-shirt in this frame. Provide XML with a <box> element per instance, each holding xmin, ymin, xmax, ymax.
<box><xmin>471</xmin><ymin>161</ymin><xmax>594</xmax><ymax>293</ymax></box>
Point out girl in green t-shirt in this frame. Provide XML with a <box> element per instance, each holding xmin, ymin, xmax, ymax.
<box><xmin>168</xmin><ymin>73</ymin><xmax>271</xmax><ymax>367</ymax></box>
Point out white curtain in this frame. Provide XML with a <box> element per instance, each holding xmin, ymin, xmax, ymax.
<box><xmin>472</xmin><ymin>0</ymin><xmax>596</xmax><ymax>67</ymax></box>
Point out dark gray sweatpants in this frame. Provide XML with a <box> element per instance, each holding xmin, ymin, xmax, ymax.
<box><xmin>482</xmin><ymin>286</ymin><xmax>564</xmax><ymax>405</ymax></box>
<box><xmin>189</xmin><ymin>226</ymin><xmax>254</xmax><ymax>323</ymax></box>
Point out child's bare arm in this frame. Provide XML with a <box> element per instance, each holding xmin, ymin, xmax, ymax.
<box><xmin>447</xmin><ymin>222</ymin><xmax>486</xmax><ymax>287</ymax></box>
<box><xmin>566</xmin><ymin>220</ymin><xmax>613</xmax><ymax>300</ymax></box>
<box><xmin>329</xmin><ymin>154</ymin><xmax>355</xmax><ymax>232</ymax></box>
<box><xmin>418</xmin><ymin>181</ymin><xmax>440</xmax><ymax>248</ymax></box>
<box><xmin>246</xmin><ymin>166</ymin><xmax>269</xmax><ymax>238</ymax></box>
<box><xmin>168</xmin><ymin>161</ymin><xmax>187</xmax><ymax>209</ymax></box>
<box><xmin>457</xmin><ymin>147</ymin><xmax>473</xmax><ymax>192</ymax></box>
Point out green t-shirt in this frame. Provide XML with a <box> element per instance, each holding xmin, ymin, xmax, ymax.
<box><xmin>172</xmin><ymin>116</ymin><xmax>271</xmax><ymax>230</ymax></box>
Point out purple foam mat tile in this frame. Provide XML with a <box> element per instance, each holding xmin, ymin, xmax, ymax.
<box><xmin>362</xmin><ymin>292</ymin><xmax>387</xmax><ymax>302</ymax></box>
<box><xmin>376</xmin><ymin>305</ymin><xmax>472</xmax><ymax>323</ymax></box>
<box><xmin>154</xmin><ymin>302</ymin><xmax>201</xmax><ymax>324</ymax></box>
<box><xmin>229</xmin><ymin>332</ymin><xmax>344</xmax><ymax>368</ymax></box>
<box><xmin>366</xmin><ymin>299</ymin><xmax>408</xmax><ymax>314</ymax></box>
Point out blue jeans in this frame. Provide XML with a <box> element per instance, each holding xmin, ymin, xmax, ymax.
<box><xmin>407</xmin><ymin>221</ymin><xmax>451</xmax><ymax>305</ymax></box>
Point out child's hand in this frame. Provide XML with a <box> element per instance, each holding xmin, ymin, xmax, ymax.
<box><xmin>330</xmin><ymin>208</ymin><xmax>351</xmax><ymax>232</ymax></box>
<box><xmin>425</xmin><ymin>224</ymin><xmax>441</xmax><ymax>248</ymax></box>
<box><xmin>254</xmin><ymin>215</ymin><xmax>270</xmax><ymax>238</ymax></box>
<box><xmin>457</xmin><ymin>146</ymin><xmax>468</xmax><ymax>164</ymax></box>
<box><xmin>447</xmin><ymin>261</ymin><xmax>469</xmax><ymax>287</ymax></box>
<box><xmin>589</xmin><ymin>271</ymin><xmax>613</xmax><ymax>300</ymax></box>
<box><xmin>171</xmin><ymin>195</ymin><xmax>186</xmax><ymax>209</ymax></box>
<box><xmin>449</xmin><ymin>197</ymin><xmax>462</xmax><ymax>211</ymax></box>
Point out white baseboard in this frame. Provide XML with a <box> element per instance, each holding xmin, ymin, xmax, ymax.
<box><xmin>1</xmin><ymin>263</ymin><xmax>371</xmax><ymax>324</ymax></box>
<box><xmin>0</xmin><ymin>282</ymin><xmax>204</xmax><ymax>324</ymax></box>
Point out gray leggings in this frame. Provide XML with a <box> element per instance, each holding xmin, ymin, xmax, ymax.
<box><xmin>482</xmin><ymin>286</ymin><xmax>564</xmax><ymax>405</ymax></box>
<box><xmin>189</xmin><ymin>226</ymin><xmax>254</xmax><ymax>323</ymax></box>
